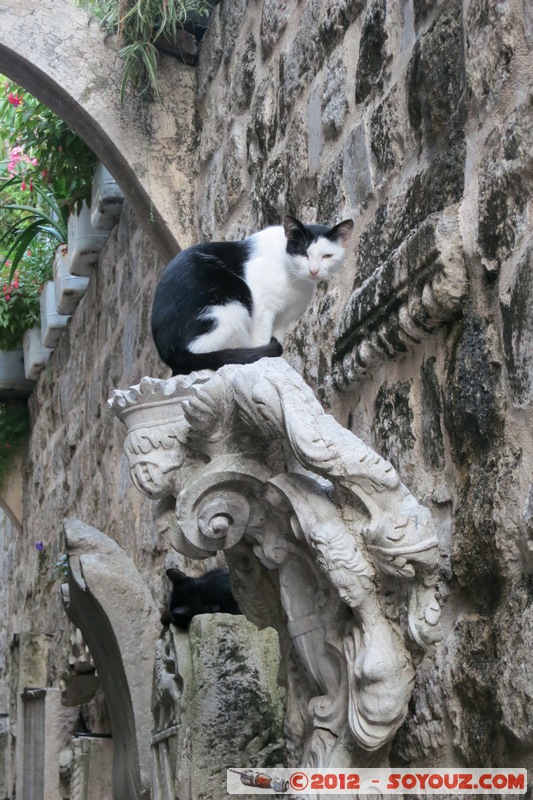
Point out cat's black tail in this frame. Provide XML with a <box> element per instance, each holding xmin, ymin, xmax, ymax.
<box><xmin>169</xmin><ymin>338</ymin><xmax>283</xmax><ymax>376</ymax></box>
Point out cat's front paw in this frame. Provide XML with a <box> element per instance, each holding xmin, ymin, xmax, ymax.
<box><xmin>268</xmin><ymin>337</ymin><xmax>283</xmax><ymax>357</ymax></box>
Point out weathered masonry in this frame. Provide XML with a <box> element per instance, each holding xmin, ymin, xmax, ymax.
<box><xmin>1</xmin><ymin>0</ymin><xmax>533</xmax><ymax>798</ymax></box>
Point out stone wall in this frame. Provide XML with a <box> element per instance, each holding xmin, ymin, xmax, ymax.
<box><xmin>5</xmin><ymin>206</ymin><xmax>168</xmax><ymax>688</ymax></box>
<box><xmin>1</xmin><ymin>0</ymin><xmax>533</xmax><ymax>794</ymax></box>
<box><xmin>195</xmin><ymin>0</ymin><xmax>533</xmax><ymax>773</ymax></box>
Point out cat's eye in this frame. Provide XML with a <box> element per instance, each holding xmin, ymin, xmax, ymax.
<box><xmin>322</xmin><ymin>254</ymin><xmax>333</xmax><ymax>259</ymax></box>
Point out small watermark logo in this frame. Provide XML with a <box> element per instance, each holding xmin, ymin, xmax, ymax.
<box><xmin>227</xmin><ymin>768</ymin><xmax>527</xmax><ymax>795</ymax></box>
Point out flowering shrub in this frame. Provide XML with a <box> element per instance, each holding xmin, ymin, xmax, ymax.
<box><xmin>0</xmin><ymin>241</ymin><xmax>54</xmax><ymax>350</ymax></box>
<box><xmin>1</xmin><ymin>80</ymin><xmax>96</xmax><ymax>207</ymax></box>
<box><xmin>0</xmin><ymin>78</ymin><xmax>95</xmax><ymax>348</ymax></box>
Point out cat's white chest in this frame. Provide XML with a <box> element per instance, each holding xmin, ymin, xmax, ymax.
<box><xmin>245</xmin><ymin>227</ymin><xmax>314</xmax><ymax>345</ymax></box>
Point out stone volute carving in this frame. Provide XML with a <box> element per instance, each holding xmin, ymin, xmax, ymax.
<box><xmin>110</xmin><ymin>358</ymin><xmax>441</xmax><ymax>764</ymax></box>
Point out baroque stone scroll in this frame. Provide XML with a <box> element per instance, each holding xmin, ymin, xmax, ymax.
<box><xmin>110</xmin><ymin>358</ymin><xmax>441</xmax><ymax>764</ymax></box>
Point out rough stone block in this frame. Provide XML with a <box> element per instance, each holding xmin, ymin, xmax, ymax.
<box><xmin>285</xmin><ymin>110</ymin><xmax>314</xmax><ymax>203</ymax></box>
<box><xmin>407</xmin><ymin>1</ymin><xmax>466</xmax><ymax>148</ymax></box>
<box><xmin>356</xmin><ymin>146</ymin><xmax>465</xmax><ymax>284</ymax></box>
<box><xmin>501</xmin><ymin>246</ymin><xmax>533</xmax><ymax>408</ymax></box>
<box><xmin>307</xmin><ymin>81</ymin><xmax>324</xmax><ymax>175</ymax></box>
<box><xmin>420</xmin><ymin>358</ymin><xmax>445</xmax><ymax>470</ymax></box>
<box><xmin>343</xmin><ymin>123</ymin><xmax>374</xmax><ymax>211</ymax></box>
<box><xmin>355</xmin><ymin>0</ymin><xmax>388</xmax><ymax>104</ymax></box>
<box><xmin>279</xmin><ymin>0</ymin><xmax>325</xmax><ymax>120</ymax></box>
<box><xmin>497</xmin><ymin>583</ymin><xmax>533</xmax><ymax>745</ymax></box>
<box><xmin>197</xmin><ymin>6</ymin><xmax>224</xmax><ymax>98</ymax></box>
<box><xmin>0</xmin><ymin>713</ymin><xmax>10</xmax><ymax>799</ymax></box>
<box><xmin>247</xmin><ymin>74</ymin><xmax>278</xmax><ymax>169</ymax></box>
<box><xmin>320</xmin><ymin>0</ymin><xmax>365</xmax><ymax>52</ymax></box>
<box><xmin>412</xmin><ymin>0</ymin><xmax>448</xmax><ymax>28</ymax></box>
<box><xmin>322</xmin><ymin>53</ymin><xmax>348</xmax><ymax>138</ymax></box>
<box><xmin>466</xmin><ymin>0</ymin><xmax>514</xmax><ymax>110</ymax></box>
<box><xmin>259</xmin><ymin>0</ymin><xmax>292</xmax><ymax>60</ymax></box>
<box><xmin>317</xmin><ymin>154</ymin><xmax>344</xmax><ymax>222</ymax></box>
<box><xmin>214</xmin><ymin>131</ymin><xmax>247</xmax><ymax>225</ymax></box>
<box><xmin>447</xmin><ymin>616</ymin><xmax>496</xmax><ymax>763</ymax></box>
<box><xmin>229</xmin><ymin>32</ymin><xmax>256</xmax><ymax>114</ymax></box>
<box><xmin>373</xmin><ymin>381</ymin><xmax>415</xmax><ymax>476</ymax></box>
<box><xmin>478</xmin><ymin>105</ymin><xmax>533</xmax><ymax>264</ymax></box>
<box><xmin>221</xmin><ymin>0</ymin><xmax>251</xmax><ymax>66</ymax></box>
<box><xmin>183</xmin><ymin>616</ymin><xmax>284</xmax><ymax>800</ymax></box>
<box><xmin>253</xmin><ymin>155</ymin><xmax>288</xmax><ymax>227</ymax></box>
<box><xmin>16</xmin><ymin>632</ymin><xmax>50</xmax><ymax>692</ymax></box>
<box><xmin>198</xmin><ymin>84</ymin><xmax>229</xmax><ymax>165</ymax></box>
<box><xmin>370</xmin><ymin>82</ymin><xmax>414</xmax><ymax>177</ymax></box>
<box><xmin>444</xmin><ymin>315</ymin><xmax>503</xmax><ymax>466</ymax></box>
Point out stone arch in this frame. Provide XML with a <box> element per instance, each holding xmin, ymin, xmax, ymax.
<box><xmin>0</xmin><ymin>0</ymin><xmax>197</xmax><ymax>262</ymax></box>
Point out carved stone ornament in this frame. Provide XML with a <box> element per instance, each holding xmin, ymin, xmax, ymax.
<box><xmin>110</xmin><ymin>359</ymin><xmax>441</xmax><ymax>764</ymax></box>
<box><xmin>332</xmin><ymin>206</ymin><xmax>467</xmax><ymax>391</ymax></box>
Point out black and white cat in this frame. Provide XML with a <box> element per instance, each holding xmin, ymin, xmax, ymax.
<box><xmin>162</xmin><ymin>568</ymin><xmax>241</xmax><ymax>630</ymax></box>
<box><xmin>151</xmin><ymin>214</ymin><xmax>354</xmax><ymax>375</ymax></box>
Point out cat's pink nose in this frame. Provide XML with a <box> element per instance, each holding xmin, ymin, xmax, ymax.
<box><xmin>309</xmin><ymin>266</ymin><xmax>319</xmax><ymax>276</ymax></box>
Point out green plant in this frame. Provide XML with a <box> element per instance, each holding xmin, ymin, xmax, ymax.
<box><xmin>0</xmin><ymin>240</ymin><xmax>54</xmax><ymax>350</ymax></box>
<box><xmin>0</xmin><ymin>175</ymin><xmax>68</xmax><ymax>278</ymax></box>
<box><xmin>0</xmin><ymin>81</ymin><xmax>97</xmax><ymax>209</ymax></box>
<box><xmin>72</xmin><ymin>0</ymin><xmax>212</xmax><ymax>100</ymax></box>
<box><xmin>0</xmin><ymin>78</ymin><xmax>95</xmax><ymax>347</ymax></box>
<box><xmin>0</xmin><ymin>401</ymin><xmax>29</xmax><ymax>488</ymax></box>
<box><xmin>52</xmin><ymin>553</ymin><xmax>69</xmax><ymax>580</ymax></box>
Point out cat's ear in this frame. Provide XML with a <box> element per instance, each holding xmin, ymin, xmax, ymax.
<box><xmin>326</xmin><ymin>219</ymin><xmax>354</xmax><ymax>246</ymax></box>
<box><xmin>166</xmin><ymin>568</ymin><xmax>188</xmax><ymax>584</ymax></box>
<box><xmin>283</xmin><ymin>214</ymin><xmax>307</xmax><ymax>241</ymax></box>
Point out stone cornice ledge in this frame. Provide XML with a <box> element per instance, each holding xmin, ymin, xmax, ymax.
<box><xmin>332</xmin><ymin>206</ymin><xmax>467</xmax><ymax>391</ymax></box>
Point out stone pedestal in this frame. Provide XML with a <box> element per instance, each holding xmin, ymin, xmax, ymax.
<box><xmin>111</xmin><ymin>358</ymin><xmax>441</xmax><ymax>766</ymax></box>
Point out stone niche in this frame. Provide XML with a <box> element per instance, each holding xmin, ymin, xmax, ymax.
<box><xmin>110</xmin><ymin>357</ymin><xmax>441</xmax><ymax>768</ymax></box>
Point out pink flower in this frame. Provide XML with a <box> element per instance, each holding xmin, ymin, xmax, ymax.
<box><xmin>8</xmin><ymin>93</ymin><xmax>21</xmax><ymax>106</ymax></box>
<box><xmin>20</xmin><ymin>181</ymin><xmax>26</xmax><ymax>191</ymax></box>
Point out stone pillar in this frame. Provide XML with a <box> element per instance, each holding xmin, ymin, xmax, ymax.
<box><xmin>15</xmin><ymin>687</ymin><xmax>78</xmax><ymax>800</ymax></box>
<box><xmin>0</xmin><ymin>683</ymin><xmax>10</xmax><ymax>800</ymax></box>
<box><xmin>70</xmin><ymin>736</ymin><xmax>114</xmax><ymax>800</ymax></box>
<box><xmin>151</xmin><ymin>619</ymin><xmax>283</xmax><ymax>800</ymax></box>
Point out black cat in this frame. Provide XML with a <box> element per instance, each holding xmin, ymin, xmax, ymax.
<box><xmin>162</xmin><ymin>568</ymin><xmax>241</xmax><ymax>630</ymax></box>
<box><xmin>151</xmin><ymin>214</ymin><xmax>354</xmax><ymax>375</ymax></box>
